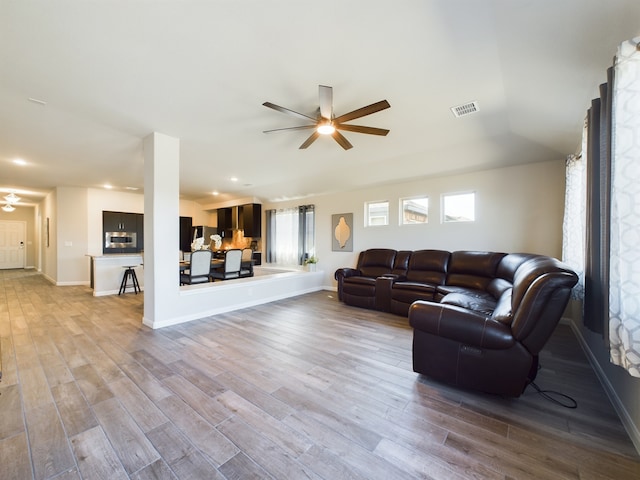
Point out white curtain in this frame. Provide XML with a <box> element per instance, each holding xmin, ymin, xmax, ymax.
<box><xmin>272</xmin><ymin>207</ymin><xmax>300</xmax><ymax>266</ymax></box>
<box><xmin>609</xmin><ymin>38</ymin><xmax>640</xmax><ymax>377</ymax></box>
<box><xmin>562</xmin><ymin>147</ymin><xmax>586</xmax><ymax>301</ymax></box>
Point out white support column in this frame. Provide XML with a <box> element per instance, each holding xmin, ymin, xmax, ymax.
<box><xmin>142</xmin><ymin>132</ymin><xmax>180</xmax><ymax>328</ymax></box>
<box><xmin>139</xmin><ymin>132</ymin><xmax>323</xmax><ymax>330</ymax></box>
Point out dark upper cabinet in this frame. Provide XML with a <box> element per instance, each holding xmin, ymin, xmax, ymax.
<box><xmin>103</xmin><ymin>211</ymin><xmax>122</xmax><ymax>232</ymax></box>
<box><xmin>217</xmin><ymin>208</ymin><xmax>233</xmax><ymax>236</ymax></box>
<box><xmin>215</xmin><ymin>204</ymin><xmax>261</xmax><ymax>238</ymax></box>
<box><xmin>136</xmin><ymin>214</ymin><xmax>144</xmax><ymax>252</ymax></box>
<box><xmin>179</xmin><ymin>216</ymin><xmax>193</xmax><ymax>252</ymax></box>
<box><xmin>241</xmin><ymin>203</ymin><xmax>261</xmax><ymax>238</ymax></box>
<box><xmin>103</xmin><ymin>211</ymin><xmax>139</xmax><ymax>232</ymax></box>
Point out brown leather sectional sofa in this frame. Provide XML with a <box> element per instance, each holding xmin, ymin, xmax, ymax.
<box><xmin>334</xmin><ymin>249</ymin><xmax>578</xmax><ymax>396</ymax></box>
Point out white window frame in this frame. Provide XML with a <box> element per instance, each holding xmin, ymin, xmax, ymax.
<box><xmin>442</xmin><ymin>191</ymin><xmax>476</xmax><ymax>223</ymax></box>
<box><xmin>400</xmin><ymin>195</ymin><xmax>429</xmax><ymax>225</ymax></box>
<box><xmin>365</xmin><ymin>200</ymin><xmax>389</xmax><ymax>227</ymax></box>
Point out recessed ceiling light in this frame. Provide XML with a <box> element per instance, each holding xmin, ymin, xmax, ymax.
<box><xmin>13</xmin><ymin>158</ymin><xmax>27</xmax><ymax>166</ymax></box>
<box><xmin>104</xmin><ymin>184</ymin><xmax>113</xmax><ymax>189</ymax></box>
<box><xmin>212</xmin><ymin>191</ymin><xmax>219</xmax><ymax>196</ymax></box>
<box><xmin>125</xmin><ymin>186</ymin><xmax>139</xmax><ymax>191</ymax></box>
<box><xmin>230</xmin><ymin>177</ymin><xmax>238</xmax><ymax>182</ymax></box>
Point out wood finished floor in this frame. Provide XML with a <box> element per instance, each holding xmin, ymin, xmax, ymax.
<box><xmin>1</xmin><ymin>269</ymin><xmax>638</xmax><ymax>480</ymax></box>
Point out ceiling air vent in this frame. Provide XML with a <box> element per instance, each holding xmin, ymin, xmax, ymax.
<box><xmin>450</xmin><ymin>101</ymin><xmax>479</xmax><ymax>118</ymax></box>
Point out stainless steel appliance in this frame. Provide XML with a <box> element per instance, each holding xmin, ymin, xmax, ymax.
<box><xmin>192</xmin><ymin>226</ymin><xmax>220</xmax><ymax>240</ymax></box>
<box><xmin>105</xmin><ymin>231</ymin><xmax>137</xmax><ymax>249</ymax></box>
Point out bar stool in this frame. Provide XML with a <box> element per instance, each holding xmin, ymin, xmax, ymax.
<box><xmin>119</xmin><ymin>265</ymin><xmax>141</xmax><ymax>295</ymax></box>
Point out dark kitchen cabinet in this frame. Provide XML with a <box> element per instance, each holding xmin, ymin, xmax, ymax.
<box><xmin>102</xmin><ymin>211</ymin><xmax>143</xmax><ymax>254</ymax></box>
<box><xmin>103</xmin><ymin>211</ymin><xmax>139</xmax><ymax>232</ymax></box>
<box><xmin>217</xmin><ymin>208</ymin><xmax>233</xmax><ymax>236</ymax></box>
<box><xmin>241</xmin><ymin>203</ymin><xmax>261</xmax><ymax>238</ymax></box>
<box><xmin>136</xmin><ymin>214</ymin><xmax>144</xmax><ymax>253</ymax></box>
<box><xmin>179</xmin><ymin>216</ymin><xmax>193</xmax><ymax>252</ymax></box>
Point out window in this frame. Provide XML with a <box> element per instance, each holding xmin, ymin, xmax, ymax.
<box><xmin>265</xmin><ymin>205</ymin><xmax>315</xmax><ymax>266</ymax></box>
<box><xmin>400</xmin><ymin>196</ymin><xmax>429</xmax><ymax>225</ymax></box>
<box><xmin>442</xmin><ymin>192</ymin><xmax>475</xmax><ymax>222</ymax></box>
<box><xmin>365</xmin><ymin>201</ymin><xmax>389</xmax><ymax>226</ymax></box>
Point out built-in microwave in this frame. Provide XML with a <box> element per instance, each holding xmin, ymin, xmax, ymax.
<box><xmin>105</xmin><ymin>231</ymin><xmax>137</xmax><ymax>249</ymax></box>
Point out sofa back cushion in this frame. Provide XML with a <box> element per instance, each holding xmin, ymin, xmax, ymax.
<box><xmin>486</xmin><ymin>253</ymin><xmax>539</xmax><ymax>298</ymax></box>
<box><xmin>392</xmin><ymin>250</ymin><xmax>412</xmax><ymax>277</ymax></box>
<box><xmin>446</xmin><ymin>251</ymin><xmax>506</xmax><ymax>290</ymax></box>
<box><xmin>406</xmin><ymin>250</ymin><xmax>450</xmax><ymax>285</ymax></box>
<box><xmin>357</xmin><ymin>249</ymin><xmax>397</xmax><ymax>278</ymax></box>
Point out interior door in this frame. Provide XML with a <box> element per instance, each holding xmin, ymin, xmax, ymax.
<box><xmin>0</xmin><ymin>220</ymin><xmax>26</xmax><ymax>269</ymax></box>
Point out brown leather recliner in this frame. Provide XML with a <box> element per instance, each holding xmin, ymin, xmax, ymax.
<box><xmin>408</xmin><ymin>256</ymin><xmax>578</xmax><ymax>397</ymax></box>
<box><xmin>388</xmin><ymin>249</ymin><xmax>450</xmax><ymax>316</ymax></box>
<box><xmin>335</xmin><ymin>249</ymin><xmax>410</xmax><ymax>310</ymax></box>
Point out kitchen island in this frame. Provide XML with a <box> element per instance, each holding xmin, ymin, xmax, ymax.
<box><xmin>88</xmin><ymin>253</ymin><xmax>144</xmax><ymax>296</ymax></box>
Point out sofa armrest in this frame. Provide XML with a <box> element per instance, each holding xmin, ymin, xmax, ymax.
<box><xmin>334</xmin><ymin>267</ymin><xmax>361</xmax><ymax>281</ymax></box>
<box><xmin>334</xmin><ymin>267</ymin><xmax>362</xmax><ymax>301</ymax></box>
<box><xmin>408</xmin><ymin>301</ymin><xmax>515</xmax><ymax>349</ymax></box>
<box><xmin>374</xmin><ymin>276</ymin><xmax>395</xmax><ymax>311</ymax></box>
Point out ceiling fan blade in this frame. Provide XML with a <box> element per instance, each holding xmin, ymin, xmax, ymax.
<box><xmin>332</xmin><ymin>131</ymin><xmax>353</xmax><ymax>150</ymax></box>
<box><xmin>336</xmin><ymin>124</ymin><xmax>390</xmax><ymax>136</ymax></box>
<box><xmin>319</xmin><ymin>85</ymin><xmax>333</xmax><ymax>120</ymax></box>
<box><xmin>299</xmin><ymin>131</ymin><xmax>320</xmax><ymax>149</ymax></box>
<box><xmin>333</xmin><ymin>100</ymin><xmax>391</xmax><ymax>124</ymax></box>
<box><xmin>263</xmin><ymin>102</ymin><xmax>317</xmax><ymax>122</ymax></box>
<box><xmin>263</xmin><ymin>125</ymin><xmax>317</xmax><ymax>133</ymax></box>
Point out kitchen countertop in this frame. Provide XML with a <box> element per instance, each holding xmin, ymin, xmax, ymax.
<box><xmin>88</xmin><ymin>253</ymin><xmax>144</xmax><ymax>296</ymax></box>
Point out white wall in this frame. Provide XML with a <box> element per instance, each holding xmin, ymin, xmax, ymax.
<box><xmin>40</xmin><ymin>159</ymin><xmax>565</xmax><ymax>289</ymax></box>
<box><xmin>56</xmin><ymin>187</ymin><xmax>89</xmax><ymax>285</ymax></box>
<box><xmin>264</xmin><ymin>159</ymin><xmax>566</xmax><ymax>288</ymax></box>
<box><xmin>87</xmin><ymin>188</ymin><xmax>145</xmax><ymax>256</ymax></box>
<box><xmin>179</xmin><ymin>199</ymin><xmax>215</xmax><ymax>227</ymax></box>
<box><xmin>41</xmin><ymin>191</ymin><xmax>57</xmax><ymax>282</ymax></box>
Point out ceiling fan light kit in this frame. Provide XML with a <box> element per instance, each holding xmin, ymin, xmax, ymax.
<box><xmin>263</xmin><ymin>85</ymin><xmax>390</xmax><ymax>150</ymax></box>
<box><xmin>4</xmin><ymin>192</ymin><xmax>20</xmax><ymax>204</ymax></box>
<box><xmin>317</xmin><ymin>123</ymin><xmax>335</xmax><ymax>135</ymax></box>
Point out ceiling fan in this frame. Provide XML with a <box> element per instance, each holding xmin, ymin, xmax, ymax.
<box><xmin>262</xmin><ymin>85</ymin><xmax>390</xmax><ymax>150</ymax></box>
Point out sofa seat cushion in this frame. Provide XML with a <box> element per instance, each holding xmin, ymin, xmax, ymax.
<box><xmin>436</xmin><ymin>284</ymin><xmax>494</xmax><ymax>298</ymax></box>
<box><xmin>440</xmin><ymin>292</ymin><xmax>497</xmax><ymax>316</ymax></box>
<box><xmin>391</xmin><ymin>281</ymin><xmax>438</xmax><ymax>303</ymax></box>
<box><xmin>343</xmin><ymin>276</ymin><xmax>377</xmax><ymax>296</ymax></box>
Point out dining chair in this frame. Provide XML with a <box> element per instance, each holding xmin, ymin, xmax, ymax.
<box><xmin>210</xmin><ymin>249</ymin><xmax>242</xmax><ymax>280</ymax></box>
<box><xmin>180</xmin><ymin>249</ymin><xmax>212</xmax><ymax>285</ymax></box>
<box><xmin>240</xmin><ymin>248</ymin><xmax>254</xmax><ymax>277</ymax></box>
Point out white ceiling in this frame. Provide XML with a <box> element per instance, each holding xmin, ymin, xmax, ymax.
<box><xmin>1</xmin><ymin>1</ymin><xmax>639</xmax><ymax>207</ymax></box>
